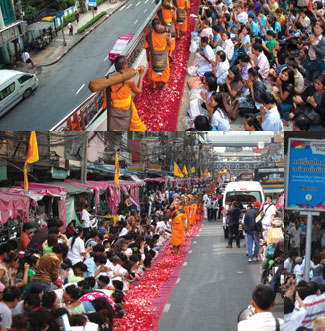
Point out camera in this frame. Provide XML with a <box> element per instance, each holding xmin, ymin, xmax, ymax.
<box><xmin>165</xmin><ymin>27</ymin><xmax>171</xmax><ymax>33</ymax></box>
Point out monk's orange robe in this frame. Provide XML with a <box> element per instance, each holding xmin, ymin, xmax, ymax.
<box><xmin>103</xmin><ymin>83</ymin><xmax>146</xmax><ymax>131</ymax></box>
<box><xmin>144</xmin><ymin>31</ymin><xmax>170</xmax><ymax>83</ymax></box>
<box><xmin>171</xmin><ymin>208</ymin><xmax>186</xmax><ymax>247</ymax></box>
<box><xmin>175</xmin><ymin>0</ymin><xmax>187</xmax><ymax>32</ymax></box>
<box><xmin>161</xmin><ymin>8</ymin><xmax>176</xmax><ymax>51</ymax></box>
<box><xmin>190</xmin><ymin>203</ymin><xmax>197</xmax><ymax>225</ymax></box>
<box><xmin>184</xmin><ymin>205</ymin><xmax>190</xmax><ymax>228</ymax></box>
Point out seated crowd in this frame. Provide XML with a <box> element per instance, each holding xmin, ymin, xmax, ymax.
<box><xmin>186</xmin><ymin>0</ymin><xmax>325</xmax><ymax>131</ymax></box>
<box><xmin>0</xmin><ymin>186</ymin><xmax>206</xmax><ymax>331</ymax></box>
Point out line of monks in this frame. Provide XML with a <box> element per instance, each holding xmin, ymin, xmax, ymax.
<box><xmin>170</xmin><ymin>183</ymin><xmax>217</xmax><ymax>254</ymax></box>
<box><xmin>102</xmin><ymin>0</ymin><xmax>190</xmax><ymax>130</ymax></box>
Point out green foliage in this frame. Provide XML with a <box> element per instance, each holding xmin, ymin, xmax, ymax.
<box><xmin>77</xmin><ymin>11</ymin><xmax>106</xmax><ymax>33</ymax></box>
<box><xmin>23</xmin><ymin>5</ymin><xmax>38</xmax><ymax>24</ymax></box>
<box><xmin>56</xmin><ymin>12</ymin><xmax>77</xmax><ymax>32</ymax></box>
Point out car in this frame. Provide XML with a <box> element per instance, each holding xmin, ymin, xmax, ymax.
<box><xmin>109</xmin><ymin>34</ymin><xmax>135</xmax><ymax>62</ymax></box>
<box><xmin>0</xmin><ymin>70</ymin><xmax>38</xmax><ymax>116</ymax></box>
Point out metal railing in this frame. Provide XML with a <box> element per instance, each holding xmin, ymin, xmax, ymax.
<box><xmin>50</xmin><ymin>8</ymin><xmax>156</xmax><ymax>131</ymax></box>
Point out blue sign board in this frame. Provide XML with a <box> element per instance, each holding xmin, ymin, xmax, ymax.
<box><xmin>88</xmin><ymin>0</ymin><xmax>97</xmax><ymax>6</ymax></box>
<box><xmin>286</xmin><ymin>138</ymin><xmax>325</xmax><ymax>211</ymax></box>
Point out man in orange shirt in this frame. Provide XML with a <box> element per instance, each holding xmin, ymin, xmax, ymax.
<box><xmin>145</xmin><ymin>18</ymin><xmax>172</xmax><ymax>90</ymax></box>
<box><xmin>19</xmin><ymin>222</ymin><xmax>33</xmax><ymax>259</ymax></box>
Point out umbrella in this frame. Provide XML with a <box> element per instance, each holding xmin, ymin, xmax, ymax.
<box><xmin>27</xmin><ymin>21</ymin><xmax>52</xmax><ymax>32</ymax></box>
<box><xmin>38</xmin><ymin>8</ymin><xmax>58</xmax><ymax>18</ymax></box>
<box><xmin>42</xmin><ymin>16</ymin><xmax>55</xmax><ymax>22</ymax></box>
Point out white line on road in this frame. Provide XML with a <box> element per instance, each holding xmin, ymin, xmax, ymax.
<box><xmin>193</xmin><ymin>241</ymin><xmax>197</xmax><ymax>244</ymax></box>
<box><xmin>145</xmin><ymin>0</ymin><xmax>149</xmax><ymax>3</ymax></box>
<box><xmin>136</xmin><ymin>1</ymin><xmax>141</xmax><ymax>6</ymax></box>
<box><xmin>176</xmin><ymin>278</ymin><xmax>180</xmax><ymax>284</ymax></box>
<box><xmin>76</xmin><ymin>84</ymin><xmax>85</xmax><ymax>95</ymax></box>
<box><xmin>184</xmin><ymin>262</ymin><xmax>188</xmax><ymax>266</ymax></box>
<box><xmin>189</xmin><ymin>250</ymin><xmax>192</xmax><ymax>254</ymax></box>
<box><xmin>126</xmin><ymin>3</ymin><xmax>132</xmax><ymax>8</ymax></box>
<box><xmin>134</xmin><ymin>19</ymin><xmax>138</xmax><ymax>24</ymax></box>
<box><xmin>103</xmin><ymin>55</ymin><xmax>108</xmax><ymax>61</ymax></box>
<box><xmin>119</xmin><ymin>5</ymin><xmax>125</xmax><ymax>10</ymax></box>
<box><xmin>144</xmin><ymin>8</ymin><xmax>148</xmax><ymax>12</ymax></box>
<box><xmin>163</xmin><ymin>304</ymin><xmax>171</xmax><ymax>312</ymax></box>
<box><xmin>197</xmin><ymin>235</ymin><xmax>200</xmax><ymax>236</ymax></box>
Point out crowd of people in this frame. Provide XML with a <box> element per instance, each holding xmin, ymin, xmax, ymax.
<box><xmin>185</xmin><ymin>0</ymin><xmax>325</xmax><ymax>131</ymax></box>
<box><xmin>280</xmin><ymin>212</ymin><xmax>325</xmax><ymax>331</ymax></box>
<box><xmin>0</xmin><ymin>182</ymin><xmax>213</xmax><ymax>331</ymax></box>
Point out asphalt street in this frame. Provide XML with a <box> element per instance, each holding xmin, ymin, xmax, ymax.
<box><xmin>0</xmin><ymin>0</ymin><xmax>158</xmax><ymax>130</ymax></box>
<box><xmin>157</xmin><ymin>220</ymin><xmax>283</xmax><ymax>331</ymax></box>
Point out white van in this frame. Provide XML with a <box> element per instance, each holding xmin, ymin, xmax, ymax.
<box><xmin>222</xmin><ymin>181</ymin><xmax>265</xmax><ymax>239</ymax></box>
<box><xmin>0</xmin><ymin>70</ymin><xmax>39</xmax><ymax>116</ymax></box>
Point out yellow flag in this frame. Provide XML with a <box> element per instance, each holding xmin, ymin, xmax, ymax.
<box><xmin>114</xmin><ymin>151</ymin><xmax>120</xmax><ymax>186</ymax></box>
<box><xmin>174</xmin><ymin>162</ymin><xmax>184</xmax><ymax>178</ymax></box>
<box><xmin>190</xmin><ymin>166</ymin><xmax>195</xmax><ymax>173</ymax></box>
<box><xmin>200</xmin><ymin>169</ymin><xmax>203</xmax><ymax>179</ymax></box>
<box><xmin>204</xmin><ymin>168</ymin><xmax>209</xmax><ymax>177</ymax></box>
<box><xmin>24</xmin><ymin>131</ymin><xmax>39</xmax><ymax>190</ymax></box>
<box><xmin>182</xmin><ymin>165</ymin><xmax>188</xmax><ymax>176</ymax></box>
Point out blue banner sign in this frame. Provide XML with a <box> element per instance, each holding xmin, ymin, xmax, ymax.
<box><xmin>286</xmin><ymin>138</ymin><xmax>325</xmax><ymax>211</ymax></box>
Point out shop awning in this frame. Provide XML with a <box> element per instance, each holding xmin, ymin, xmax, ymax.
<box><xmin>44</xmin><ymin>181</ymin><xmax>93</xmax><ymax>195</ymax></box>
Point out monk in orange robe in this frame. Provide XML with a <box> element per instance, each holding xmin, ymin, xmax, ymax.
<box><xmin>184</xmin><ymin>195</ymin><xmax>191</xmax><ymax>230</ymax></box>
<box><xmin>157</xmin><ymin>1</ymin><xmax>177</xmax><ymax>59</ymax></box>
<box><xmin>145</xmin><ymin>18</ymin><xmax>171</xmax><ymax>90</ymax></box>
<box><xmin>175</xmin><ymin>0</ymin><xmax>188</xmax><ymax>39</ymax></box>
<box><xmin>102</xmin><ymin>56</ymin><xmax>146</xmax><ymax>131</ymax></box>
<box><xmin>170</xmin><ymin>197</ymin><xmax>186</xmax><ymax>254</ymax></box>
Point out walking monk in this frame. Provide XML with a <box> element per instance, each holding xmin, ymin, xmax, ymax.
<box><xmin>174</xmin><ymin>0</ymin><xmax>188</xmax><ymax>39</ymax></box>
<box><xmin>170</xmin><ymin>197</ymin><xmax>186</xmax><ymax>254</ymax></box>
<box><xmin>145</xmin><ymin>18</ymin><xmax>171</xmax><ymax>90</ymax></box>
<box><xmin>157</xmin><ymin>0</ymin><xmax>177</xmax><ymax>60</ymax></box>
<box><xmin>103</xmin><ymin>55</ymin><xmax>146</xmax><ymax>131</ymax></box>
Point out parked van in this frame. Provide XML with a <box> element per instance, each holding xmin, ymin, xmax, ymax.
<box><xmin>0</xmin><ymin>70</ymin><xmax>39</xmax><ymax>116</ymax></box>
<box><xmin>222</xmin><ymin>181</ymin><xmax>265</xmax><ymax>239</ymax></box>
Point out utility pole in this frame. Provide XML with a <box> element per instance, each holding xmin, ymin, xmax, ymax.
<box><xmin>81</xmin><ymin>132</ymin><xmax>88</xmax><ymax>183</ymax></box>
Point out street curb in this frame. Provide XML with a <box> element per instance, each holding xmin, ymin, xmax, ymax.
<box><xmin>40</xmin><ymin>1</ymin><xmax>128</xmax><ymax>67</ymax></box>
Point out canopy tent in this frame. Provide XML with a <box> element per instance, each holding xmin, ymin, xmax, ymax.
<box><xmin>0</xmin><ymin>190</ymin><xmax>33</xmax><ymax>225</ymax></box>
<box><xmin>14</xmin><ymin>182</ymin><xmax>68</xmax><ymax>230</ymax></box>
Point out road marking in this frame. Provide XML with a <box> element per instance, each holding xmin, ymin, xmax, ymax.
<box><xmin>144</xmin><ymin>8</ymin><xmax>148</xmax><ymax>12</ymax></box>
<box><xmin>189</xmin><ymin>250</ymin><xmax>192</xmax><ymax>254</ymax></box>
<box><xmin>76</xmin><ymin>83</ymin><xmax>85</xmax><ymax>95</ymax></box>
<box><xmin>145</xmin><ymin>0</ymin><xmax>149</xmax><ymax>3</ymax></box>
<box><xmin>103</xmin><ymin>55</ymin><xmax>108</xmax><ymax>61</ymax></box>
<box><xmin>136</xmin><ymin>1</ymin><xmax>141</xmax><ymax>6</ymax></box>
<box><xmin>193</xmin><ymin>241</ymin><xmax>197</xmax><ymax>244</ymax></box>
<box><xmin>119</xmin><ymin>5</ymin><xmax>125</xmax><ymax>10</ymax></box>
<box><xmin>238</xmin><ymin>271</ymin><xmax>243</xmax><ymax>274</ymax></box>
<box><xmin>126</xmin><ymin>3</ymin><xmax>132</xmax><ymax>8</ymax></box>
<box><xmin>134</xmin><ymin>19</ymin><xmax>138</xmax><ymax>24</ymax></box>
<box><xmin>184</xmin><ymin>262</ymin><xmax>188</xmax><ymax>266</ymax></box>
<box><xmin>176</xmin><ymin>278</ymin><xmax>180</xmax><ymax>284</ymax></box>
<box><xmin>163</xmin><ymin>304</ymin><xmax>171</xmax><ymax>312</ymax></box>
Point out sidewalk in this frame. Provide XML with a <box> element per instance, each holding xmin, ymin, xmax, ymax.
<box><xmin>11</xmin><ymin>0</ymin><xmax>127</xmax><ymax>74</ymax></box>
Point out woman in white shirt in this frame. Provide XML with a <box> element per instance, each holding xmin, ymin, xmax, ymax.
<box><xmin>206</xmin><ymin>92</ymin><xmax>230</xmax><ymax>131</ymax></box>
<box><xmin>212</xmin><ymin>50</ymin><xmax>230</xmax><ymax>85</ymax></box>
<box><xmin>68</xmin><ymin>226</ymin><xmax>92</xmax><ymax>265</ymax></box>
<box><xmin>259</xmin><ymin>92</ymin><xmax>284</xmax><ymax>131</ymax></box>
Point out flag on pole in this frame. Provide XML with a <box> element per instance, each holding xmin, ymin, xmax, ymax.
<box><xmin>204</xmin><ymin>168</ymin><xmax>209</xmax><ymax>177</ymax></box>
<box><xmin>174</xmin><ymin>162</ymin><xmax>184</xmax><ymax>178</ymax></box>
<box><xmin>190</xmin><ymin>166</ymin><xmax>195</xmax><ymax>173</ymax></box>
<box><xmin>24</xmin><ymin>131</ymin><xmax>39</xmax><ymax>190</ymax></box>
<box><xmin>114</xmin><ymin>151</ymin><xmax>120</xmax><ymax>186</ymax></box>
<box><xmin>200</xmin><ymin>169</ymin><xmax>203</xmax><ymax>179</ymax></box>
<box><xmin>182</xmin><ymin>165</ymin><xmax>188</xmax><ymax>176</ymax></box>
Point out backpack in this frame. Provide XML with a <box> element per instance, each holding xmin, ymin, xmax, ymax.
<box><xmin>265</xmin><ymin>243</ymin><xmax>276</xmax><ymax>260</ymax></box>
